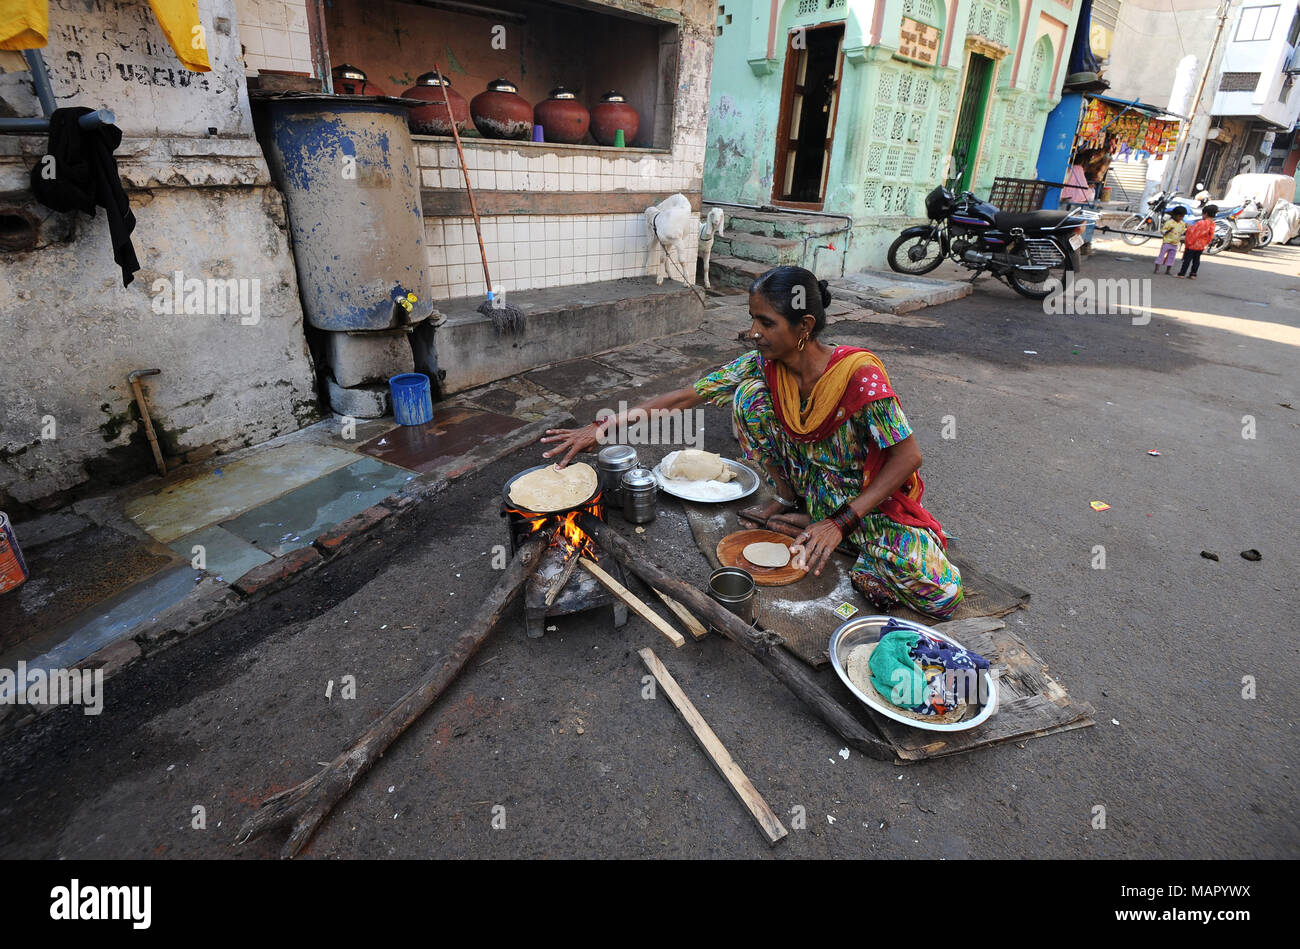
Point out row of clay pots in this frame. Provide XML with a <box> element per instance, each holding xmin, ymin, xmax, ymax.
<box><xmin>333</xmin><ymin>66</ymin><xmax>640</xmax><ymax>146</ymax></box>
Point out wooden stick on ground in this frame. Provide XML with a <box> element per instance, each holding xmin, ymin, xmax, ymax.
<box><xmin>237</xmin><ymin>530</ymin><xmax>554</xmax><ymax>858</ymax></box>
<box><xmin>651</xmin><ymin>588</ymin><xmax>708</xmax><ymax>640</ymax></box>
<box><xmin>640</xmin><ymin>647</ymin><xmax>787</xmax><ymax>846</ymax></box>
<box><xmin>579</xmin><ymin>514</ymin><xmax>896</xmax><ymax>761</ymax></box>
<box><xmin>579</xmin><ymin>557</ymin><xmax>685</xmax><ymax>648</ymax></box>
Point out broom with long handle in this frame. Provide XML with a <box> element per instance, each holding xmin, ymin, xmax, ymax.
<box><xmin>434</xmin><ymin>65</ymin><xmax>525</xmax><ymax>335</ymax></box>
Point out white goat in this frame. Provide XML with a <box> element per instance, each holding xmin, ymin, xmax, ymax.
<box><xmin>697</xmin><ymin>207</ymin><xmax>725</xmax><ymax>289</ymax></box>
<box><xmin>644</xmin><ymin>193</ymin><xmax>696</xmax><ymax>286</ymax></box>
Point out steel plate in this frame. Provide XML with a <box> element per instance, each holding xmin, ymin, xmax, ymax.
<box><xmin>652</xmin><ymin>456</ymin><xmax>759</xmax><ymax>503</ymax></box>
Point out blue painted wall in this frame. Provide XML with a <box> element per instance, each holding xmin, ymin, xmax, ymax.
<box><xmin>1037</xmin><ymin>92</ymin><xmax>1084</xmax><ymax>209</ymax></box>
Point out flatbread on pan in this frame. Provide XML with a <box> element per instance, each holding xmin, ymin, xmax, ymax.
<box><xmin>509</xmin><ymin>463</ymin><xmax>598</xmax><ymax>512</ymax></box>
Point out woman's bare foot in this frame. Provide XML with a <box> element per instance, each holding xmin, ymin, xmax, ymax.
<box><xmin>770</xmin><ymin>511</ymin><xmax>811</xmax><ymax>528</ymax></box>
<box><xmin>740</xmin><ymin>498</ymin><xmax>787</xmax><ymax>522</ymax></box>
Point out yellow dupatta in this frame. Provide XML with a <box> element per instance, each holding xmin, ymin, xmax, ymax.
<box><xmin>769</xmin><ymin>348</ymin><xmax>892</xmax><ymax>440</ymax></box>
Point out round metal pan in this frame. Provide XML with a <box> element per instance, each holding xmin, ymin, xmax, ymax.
<box><xmin>502</xmin><ymin>463</ymin><xmax>601</xmax><ymax>515</ymax></box>
<box><xmin>829</xmin><ymin>615</ymin><xmax>998</xmax><ymax>732</ymax></box>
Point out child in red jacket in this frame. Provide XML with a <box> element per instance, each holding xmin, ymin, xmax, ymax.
<box><xmin>1178</xmin><ymin>205</ymin><xmax>1218</xmax><ymax>279</ymax></box>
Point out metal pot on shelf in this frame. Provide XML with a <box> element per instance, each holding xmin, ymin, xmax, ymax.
<box><xmin>331</xmin><ymin>64</ymin><xmax>386</xmax><ymax>96</ymax></box>
<box><xmin>591</xmin><ymin>90</ymin><xmax>639</xmax><ymax>146</ymax></box>
<box><xmin>404</xmin><ymin>71</ymin><xmax>469</xmax><ymax>136</ymax></box>
<box><xmin>534</xmin><ymin>86</ymin><xmax>589</xmax><ymax>144</ymax></box>
<box><xmin>470</xmin><ymin>78</ymin><xmax>533</xmax><ymax>140</ymax></box>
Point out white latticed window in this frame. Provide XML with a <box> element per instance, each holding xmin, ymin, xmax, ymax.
<box><xmin>902</xmin><ymin>0</ymin><xmax>941</xmax><ymax>24</ymax></box>
<box><xmin>797</xmin><ymin>0</ymin><xmax>820</xmax><ymax>16</ymax></box>
<box><xmin>1029</xmin><ymin>38</ymin><xmax>1049</xmax><ymax>93</ymax></box>
<box><xmin>967</xmin><ymin>0</ymin><xmax>1016</xmax><ymax>46</ymax></box>
<box><xmin>862</xmin><ymin>62</ymin><xmax>948</xmax><ymax>215</ymax></box>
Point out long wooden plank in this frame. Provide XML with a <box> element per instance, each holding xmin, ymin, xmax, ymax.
<box><xmin>652</xmin><ymin>588</ymin><xmax>708</xmax><ymax>640</ymax></box>
<box><xmin>639</xmin><ymin>648</ymin><xmax>788</xmax><ymax>846</ymax></box>
<box><xmin>579</xmin><ymin>558</ymin><xmax>686</xmax><ymax>648</ymax></box>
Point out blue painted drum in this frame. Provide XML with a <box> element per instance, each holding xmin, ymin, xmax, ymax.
<box><xmin>264</xmin><ymin>96</ymin><xmax>434</xmax><ymax>331</ymax></box>
<box><xmin>389</xmin><ymin>373</ymin><xmax>434</xmax><ymax>426</ymax></box>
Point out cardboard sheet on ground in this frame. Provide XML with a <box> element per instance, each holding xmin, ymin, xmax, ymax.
<box><xmin>864</xmin><ymin>617</ymin><xmax>1096</xmax><ymax>760</ymax></box>
<box><xmin>683</xmin><ymin>498</ymin><xmax>1030</xmax><ymax>668</ymax></box>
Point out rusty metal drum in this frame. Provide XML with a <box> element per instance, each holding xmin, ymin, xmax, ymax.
<box><xmin>263</xmin><ymin>95</ymin><xmax>433</xmax><ymax>331</ymax></box>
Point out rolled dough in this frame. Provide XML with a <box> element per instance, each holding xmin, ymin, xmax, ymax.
<box><xmin>743</xmin><ymin>541</ymin><xmax>791</xmax><ymax>568</ymax></box>
<box><xmin>664</xmin><ymin>449</ymin><xmax>735</xmax><ymax>483</ymax></box>
<box><xmin>509</xmin><ymin>463</ymin><xmax>598</xmax><ymax>512</ymax></box>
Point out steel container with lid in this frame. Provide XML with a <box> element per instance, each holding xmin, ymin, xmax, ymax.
<box><xmin>620</xmin><ymin>467</ymin><xmax>657</xmax><ymax>524</ymax></box>
<box><xmin>596</xmin><ymin>444</ymin><xmax>638</xmax><ymax>506</ymax></box>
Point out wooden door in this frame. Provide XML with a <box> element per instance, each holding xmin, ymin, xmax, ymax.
<box><xmin>772</xmin><ymin>23</ymin><xmax>845</xmax><ymax>209</ymax></box>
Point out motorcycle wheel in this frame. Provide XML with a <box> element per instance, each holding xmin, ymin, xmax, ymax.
<box><xmin>1257</xmin><ymin>223</ymin><xmax>1273</xmax><ymax>248</ymax></box>
<box><xmin>1006</xmin><ymin>243</ymin><xmax>1074</xmax><ymax>301</ymax></box>
<box><xmin>1121</xmin><ymin>213</ymin><xmax>1155</xmax><ymax>246</ymax></box>
<box><xmin>887</xmin><ymin>232</ymin><xmax>944</xmax><ymax>275</ymax></box>
<box><xmin>1204</xmin><ymin>224</ymin><xmax>1231</xmax><ymax>255</ymax></box>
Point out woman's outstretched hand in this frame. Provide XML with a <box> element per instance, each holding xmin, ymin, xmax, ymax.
<box><xmin>792</xmin><ymin>519</ymin><xmax>843</xmax><ymax>577</ymax></box>
<box><xmin>539</xmin><ymin>422</ymin><xmax>603</xmax><ymax>468</ymax></box>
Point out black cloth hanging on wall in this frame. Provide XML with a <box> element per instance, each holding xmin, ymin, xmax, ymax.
<box><xmin>30</xmin><ymin>107</ymin><xmax>141</xmax><ymax>288</ymax></box>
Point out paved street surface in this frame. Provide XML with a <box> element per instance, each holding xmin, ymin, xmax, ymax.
<box><xmin>1</xmin><ymin>239</ymin><xmax>1296</xmax><ymax>859</ymax></box>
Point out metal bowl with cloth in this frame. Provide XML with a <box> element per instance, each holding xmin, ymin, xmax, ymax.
<box><xmin>830</xmin><ymin>615</ymin><xmax>998</xmax><ymax>732</ymax></box>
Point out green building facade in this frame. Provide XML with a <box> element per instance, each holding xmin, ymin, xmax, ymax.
<box><xmin>705</xmin><ymin>0</ymin><xmax>1082</xmax><ymax>271</ymax></box>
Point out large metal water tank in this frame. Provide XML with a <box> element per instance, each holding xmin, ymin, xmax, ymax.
<box><xmin>263</xmin><ymin>95</ymin><xmax>433</xmax><ymax>330</ymax></box>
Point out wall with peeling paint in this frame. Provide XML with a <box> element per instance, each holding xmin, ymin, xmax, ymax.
<box><xmin>0</xmin><ymin>0</ymin><xmax>317</xmax><ymax>512</ymax></box>
<box><xmin>705</xmin><ymin>0</ymin><xmax>1080</xmax><ymax>272</ymax></box>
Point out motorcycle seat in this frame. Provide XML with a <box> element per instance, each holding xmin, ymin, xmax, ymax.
<box><xmin>993</xmin><ymin>210</ymin><xmax>1073</xmax><ymax>230</ymax></box>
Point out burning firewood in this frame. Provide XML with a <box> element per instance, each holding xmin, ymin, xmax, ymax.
<box><xmin>236</xmin><ymin>529</ymin><xmax>555</xmax><ymax>858</ymax></box>
<box><xmin>543</xmin><ymin>538</ymin><xmax>581</xmax><ymax>606</ymax></box>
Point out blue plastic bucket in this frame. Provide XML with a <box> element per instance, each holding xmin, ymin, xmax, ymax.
<box><xmin>389</xmin><ymin>373</ymin><xmax>433</xmax><ymax>426</ymax></box>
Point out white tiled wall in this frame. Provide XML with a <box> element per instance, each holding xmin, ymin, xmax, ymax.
<box><xmin>234</xmin><ymin>0</ymin><xmax>315</xmax><ymax>75</ymax></box>
<box><xmin>416</xmin><ymin>144</ymin><xmax>702</xmax><ymax>195</ymax></box>
<box><xmin>425</xmin><ymin>213</ymin><xmax>701</xmax><ymax>301</ymax></box>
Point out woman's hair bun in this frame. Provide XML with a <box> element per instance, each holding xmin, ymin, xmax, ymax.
<box><xmin>817</xmin><ymin>279</ymin><xmax>832</xmax><ymax>308</ymax></box>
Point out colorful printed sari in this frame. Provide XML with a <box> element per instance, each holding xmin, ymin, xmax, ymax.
<box><xmin>694</xmin><ymin>347</ymin><xmax>964</xmax><ymax>619</ymax></box>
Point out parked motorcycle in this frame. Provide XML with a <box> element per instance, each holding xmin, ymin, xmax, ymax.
<box><xmin>1225</xmin><ymin>198</ymin><xmax>1271</xmax><ymax>249</ymax></box>
<box><xmin>1119</xmin><ymin>188</ymin><xmax>1202</xmax><ymax>246</ymax></box>
<box><xmin>887</xmin><ymin>186</ymin><xmax>1087</xmax><ymax>300</ymax></box>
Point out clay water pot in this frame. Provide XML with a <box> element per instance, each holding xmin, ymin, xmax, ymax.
<box><xmin>591</xmin><ymin>91</ymin><xmax>639</xmax><ymax>146</ymax></box>
<box><xmin>404</xmin><ymin>71</ymin><xmax>470</xmax><ymax>136</ymax></box>
<box><xmin>332</xmin><ymin>63</ymin><xmax>385</xmax><ymax>96</ymax></box>
<box><xmin>534</xmin><ymin>86</ymin><xmax>590</xmax><ymax>144</ymax></box>
<box><xmin>470</xmin><ymin>78</ymin><xmax>533</xmax><ymax>140</ymax></box>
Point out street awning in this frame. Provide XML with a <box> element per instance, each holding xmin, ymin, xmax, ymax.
<box><xmin>0</xmin><ymin>0</ymin><xmax>211</xmax><ymax>72</ymax></box>
<box><xmin>1088</xmin><ymin>93</ymin><xmax>1185</xmax><ymax>122</ymax></box>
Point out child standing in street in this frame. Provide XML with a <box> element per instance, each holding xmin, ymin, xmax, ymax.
<box><xmin>1154</xmin><ymin>206</ymin><xmax>1187</xmax><ymax>274</ymax></box>
<box><xmin>1179</xmin><ymin>205</ymin><xmax>1219</xmax><ymax>279</ymax></box>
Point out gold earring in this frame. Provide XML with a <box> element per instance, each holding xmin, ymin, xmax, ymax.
<box><xmin>797</xmin><ymin>336</ymin><xmax>807</xmax><ymax>352</ymax></box>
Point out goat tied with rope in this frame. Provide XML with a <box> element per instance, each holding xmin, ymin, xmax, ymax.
<box><xmin>645</xmin><ymin>193</ymin><xmax>699</xmax><ymax>288</ymax></box>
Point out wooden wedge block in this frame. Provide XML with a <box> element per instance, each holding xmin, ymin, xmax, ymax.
<box><xmin>579</xmin><ymin>558</ymin><xmax>685</xmax><ymax>648</ymax></box>
<box><xmin>652</xmin><ymin>588</ymin><xmax>708</xmax><ymax>640</ymax></box>
<box><xmin>639</xmin><ymin>647</ymin><xmax>787</xmax><ymax>846</ymax></box>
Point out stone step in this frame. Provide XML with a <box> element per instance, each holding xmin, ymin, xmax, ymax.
<box><xmin>711</xmin><ymin>231</ymin><xmax>804</xmax><ymax>267</ymax></box>
<box><xmin>429</xmin><ymin>277</ymin><xmax>703</xmax><ymax>394</ymax></box>
<box><xmin>706</xmin><ymin>255</ymin><xmax>767</xmax><ymax>292</ymax></box>
<box><xmin>704</xmin><ymin>203</ymin><xmax>846</xmax><ymax>240</ymax></box>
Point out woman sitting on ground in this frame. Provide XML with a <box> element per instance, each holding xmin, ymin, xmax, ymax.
<box><xmin>539</xmin><ymin>265</ymin><xmax>963</xmax><ymax>619</ymax></box>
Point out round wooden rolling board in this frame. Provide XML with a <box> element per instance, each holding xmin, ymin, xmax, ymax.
<box><xmin>716</xmin><ymin>529</ymin><xmax>807</xmax><ymax>586</ymax></box>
